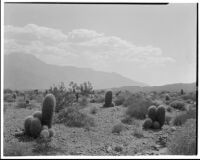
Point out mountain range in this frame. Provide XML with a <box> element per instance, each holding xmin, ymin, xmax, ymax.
<box><xmin>4</xmin><ymin>53</ymin><xmax>147</xmax><ymax>90</ymax></box>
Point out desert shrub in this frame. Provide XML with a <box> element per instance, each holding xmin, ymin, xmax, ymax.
<box><xmin>166</xmin><ymin>106</ymin><xmax>173</xmax><ymax>112</ymax></box>
<box><xmin>114</xmin><ymin>94</ymin><xmax>126</xmax><ymax>106</ymax></box>
<box><xmin>4</xmin><ymin>94</ymin><xmax>14</xmax><ymax>102</ymax></box>
<box><xmin>55</xmin><ymin>107</ymin><xmax>95</xmax><ymax>128</ymax></box>
<box><xmin>170</xmin><ymin>100</ymin><xmax>186</xmax><ymax>111</ymax></box>
<box><xmin>167</xmin><ymin>119</ymin><xmax>196</xmax><ymax>155</ymax></box>
<box><xmin>15</xmin><ymin>101</ymin><xmax>27</xmax><ymax>108</ymax></box>
<box><xmin>173</xmin><ymin>108</ymin><xmax>196</xmax><ymax>126</ymax></box>
<box><xmin>90</xmin><ymin>106</ymin><xmax>98</xmax><ymax>114</ymax></box>
<box><xmin>49</xmin><ymin>82</ymin><xmax>76</xmax><ymax>112</ymax></box>
<box><xmin>121</xmin><ymin>116</ymin><xmax>134</xmax><ymax>125</ymax></box>
<box><xmin>112</xmin><ymin>123</ymin><xmax>125</xmax><ymax>134</ymax></box>
<box><xmin>181</xmin><ymin>92</ymin><xmax>196</xmax><ymax>101</ymax></box>
<box><xmin>125</xmin><ymin>94</ymin><xmax>153</xmax><ymax>119</ymax></box>
<box><xmin>79</xmin><ymin>96</ymin><xmax>88</xmax><ymax>107</ymax></box>
<box><xmin>4</xmin><ymin>142</ymin><xmax>32</xmax><ymax>156</ymax></box>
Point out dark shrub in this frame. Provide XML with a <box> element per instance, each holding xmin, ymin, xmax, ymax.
<box><xmin>170</xmin><ymin>100</ymin><xmax>186</xmax><ymax>111</ymax></box>
<box><xmin>125</xmin><ymin>94</ymin><xmax>153</xmax><ymax>119</ymax></box>
<box><xmin>112</xmin><ymin>123</ymin><xmax>125</xmax><ymax>134</ymax></box>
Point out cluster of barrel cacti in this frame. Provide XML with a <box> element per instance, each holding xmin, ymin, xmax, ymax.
<box><xmin>103</xmin><ymin>91</ymin><xmax>114</xmax><ymax>107</ymax></box>
<box><xmin>143</xmin><ymin>105</ymin><xmax>166</xmax><ymax>129</ymax></box>
<box><xmin>24</xmin><ymin>94</ymin><xmax>56</xmax><ymax>139</ymax></box>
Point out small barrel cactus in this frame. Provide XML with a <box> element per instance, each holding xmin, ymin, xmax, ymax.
<box><xmin>103</xmin><ymin>91</ymin><xmax>114</xmax><ymax>107</ymax></box>
<box><xmin>42</xmin><ymin>94</ymin><xmax>56</xmax><ymax>128</ymax></box>
<box><xmin>148</xmin><ymin>105</ymin><xmax>157</xmax><ymax>121</ymax></box>
<box><xmin>48</xmin><ymin>128</ymin><xmax>55</xmax><ymax>137</ymax></box>
<box><xmin>29</xmin><ymin>117</ymin><xmax>42</xmax><ymax>138</ymax></box>
<box><xmin>156</xmin><ymin>105</ymin><xmax>166</xmax><ymax>128</ymax></box>
<box><xmin>33</xmin><ymin>111</ymin><xmax>42</xmax><ymax>122</ymax></box>
<box><xmin>143</xmin><ymin>118</ymin><xmax>153</xmax><ymax>129</ymax></box>
<box><xmin>153</xmin><ymin>121</ymin><xmax>160</xmax><ymax>129</ymax></box>
<box><xmin>40</xmin><ymin>129</ymin><xmax>50</xmax><ymax>139</ymax></box>
<box><xmin>24</xmin><ymin>115</ymin><xmax>33</xmax><ymax>136</ymax></box>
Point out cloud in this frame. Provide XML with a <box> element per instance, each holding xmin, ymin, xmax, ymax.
<box><xmin>4</xmin><ymin>24</ymin><xmax>175</xmax><ymax>71</ymax></box>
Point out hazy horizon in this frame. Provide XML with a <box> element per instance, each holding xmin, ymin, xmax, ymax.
<box><xmin>4</xmin><ymin>3</ymin><xmax>197</xmax><ymax>86</ymax></box>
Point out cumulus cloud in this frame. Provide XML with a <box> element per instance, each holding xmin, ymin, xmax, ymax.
<box><xmin>4</xmin><ymin>24</ymin><xmax>175</xmax><ymax>71</ymax></box>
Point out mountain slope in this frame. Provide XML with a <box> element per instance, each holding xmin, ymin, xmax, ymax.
<box><xmin>4</xmin><ymin>53</ymin><xmax>147</xmax><ymax>90</ymax></box>
<box><xmin>112</xmin><ymin>82</ymin><xmax>196</xmax><ymax>93</ymax></box>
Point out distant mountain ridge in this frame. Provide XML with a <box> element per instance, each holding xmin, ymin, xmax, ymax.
<box><xmin>111</xmin><ymin>82</ymin><xmax>196</xmax><ymax>93</ymax></box>
<box><xmin>4</xmin><ymin>53</ymin><xmax>147</xmax><ymax>90</ymax></box>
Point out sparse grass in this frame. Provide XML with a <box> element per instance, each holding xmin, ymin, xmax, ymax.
<box><xmin>167</xmin><ymin>119</ymin><xmax>196</xmax><ymax>155</ymax></box>
<box><xmin>55</xmin><ymin>107</ymin><xmax>95</xmax><ymax>128</ymax></box>
<box><xmin>4</xmin><ymin>142</ymin><xmax>33</xmax><ymax>156</ymax></box>
<box><xmin>112</xmin><ymin>123</ymin><xmax>125</xmax><ymax>134</ymax></box>
<box><xmin>173</xmin><ymin>108</ymin><xmax>196</xmax><ymax>126</ymax></box>
<box><xmin>132</xmin><ymin>127</ymin><xmax>144</xmax><ymax>138</ymax></box>
<box><xmin>165</xmin><ymin>115</ymin><xmax>172</xmax><ymax>125</ymax></box>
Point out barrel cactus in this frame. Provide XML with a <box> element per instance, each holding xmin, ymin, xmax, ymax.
<box><xmin>148</xmin><ymin>105</ymin><xmax>157</xmax><ymax>121</ymax></box>
<box><xmin>33</xmin><ymin>111</ymin><xmax>42</xmax><ymax>122</ymax></box>
<box><xmin>40</xmin><ymin>129</ymin><xmax>50</xmax><ymax>139</ymax></box>
<box><xmin>41</xmin><ymin>94</ymin><xmax>56</xmax><ymax>128</ymax></box>
<box><xmin>48</xmin><ymin>128</ymin><xmax>55</xmax><ymax>137</ymax></box>
<box><xmin>29</xmin><ymin>117</ymin><xmax>42</xmax><ymax>138</ymax></box>
<box><xmin>24</xmin><ymin>115</ymin><xmax>33</xmax><ymax>136</ymax></box>
<box><xmin>153</xmin><ymin>121</ymin><xmax>160</xmax><ymax>129</ymax></box>
<box><xmin>156</xmin><ymin>105</ymin><xmax>166</xmax><ymax>128</ymax></box>
<box><xmin>103</xmin><ymin>91</ymin><xmax>114</xmax><ymax>107</ymax></box>
<box><xmin>143</xmin><ymin>118</ymin><xmax>153</xmax><ymax>129</ymax></box>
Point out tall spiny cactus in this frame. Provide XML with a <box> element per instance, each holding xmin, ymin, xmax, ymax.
<box><xmin>41</xmin><ymin>94</ymin><xmax>56</xmax><ymax>128</ymax></box>
<box><xmin>156</xmin><ymin>105</ymin><xmax>166</xmax><ymax>128</ymax></box>
<box><xmin>148</xmin><ymin>105</ymin><xmax>157</xmax><ymax>121</ymax></box>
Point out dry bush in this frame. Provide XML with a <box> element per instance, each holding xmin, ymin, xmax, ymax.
<box><xmin>170</xmin><ymin>100</ymin><xmax>186</xmax><ymax>111</ymax></box>
<box><xmin>167</xmin><ymin>119</ymin><xmax>196</xmax><ymax>155</ymax></box>
<box><xmin>79</xmin><ymin>96</ymin><xmax>88</xmax><ymax>107</ymax></box>
<box><xmin>54</xmin><ymin>107</ymin><xmax>95</xmax><ymax>128</ymax></box>
<box><xmin>125</xmin><ymin>94</ymin><xmax>153</xmax><ymax>119</ymax></box>
<box><xmin>112</xmin><ymin>123</ymin><xmax>125</xmax><ymax>134</ymax></box>
<box><xmin>173</xmin><ymin>108</ymin><xmax>196</xmax><ymax>126</ymax></box>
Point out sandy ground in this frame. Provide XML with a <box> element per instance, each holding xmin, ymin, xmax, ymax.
<box><xmin>4</xmin><ymin>101</ymin><xmax>175</xmax><ymax>156</ymax></box>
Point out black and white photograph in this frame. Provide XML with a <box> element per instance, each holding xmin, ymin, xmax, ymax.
<box><xmin>1</xmin><ymin>0</ymin><xmax>198</xmax><ymax>158</ymax></box>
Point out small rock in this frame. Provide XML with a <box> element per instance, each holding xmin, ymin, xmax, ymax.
<box><xmin>106</xmin><ymin>146</ymin><xmax>112</xmax><ymax>153</ymax></box>
<box><xmin>171</xmin><ymin>126</ymin><xmax>176</xmax><ymax>132</ymax></box>
<box><xmin>114</xmin><ymin>145</ymin><xmax>123</xmax><ymax>152</ymax></box>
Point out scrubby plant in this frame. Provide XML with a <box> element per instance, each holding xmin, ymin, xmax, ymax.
<box><xmin>170</xmin><ymin>100</ymin><xmax>186</xmax><ymax>111</ymax></box>
<box><xmin>148</xmin><ymin>105</ymin><xmax>157</xmax><ymax>121</ymax></box>
<box><xmin>29</xmin><ymin>117</ymin><xmax>42</xmax><ymax>138</ymax></box>
<box><xmin>79</xmin><ymin>96</ymin><xmax>88</xmax><ymax>107</ymax></box>
<box><xmin>55</xmin><ymin>107</ymin><xmax>95</xmax><ymax>128</ymax></box>
<box><xmin>143</xmin><ymin>118</ymin><xmax>153</xmax><ymax>129</ymax></box>
<box><xmin>167</xmin><ymin>119</ymin><xmax>196</xmax><ymax>155</ymax></box>
<box><xmin>121</xmin><ymin>116</ymin><xmax>134</xmax><ymax>125</ymax></box>
<box><xmin>165</xmin><ymin>115</ymin><xmax>172</xmax><ymax>125</ymax></box>
<box><xmin>114</xmin><ymin>93</ymin><xmax>126</xmax><ymax>106</ymax></box>
<box><xmin>165</xmin><ymin>94</ymin><xmax>170</xmax><ymax>101</ymax></box>
<box><xmin>133</xmin><ymin>127</ymin><xmax>144</xmax><ymax>138</ymax></box>
<box><xmin>103</xmin><ymin>91</ymin><xmax>114</xmax><ymax>107</ymax></box>
<box><xmin>173</xmin><ymin>108</ymin><xmax>196</xmax><ymax>126</ymax></box>
<box><xmin>125</xmin><ymin>94</ymin><xmax>153</xmax><ymax>119</ymax></box>
<box><xmin>112</xmin><ymin>123</ymin><xmax>125</xmax><ymax>134</ymax></box>
<box><xmin>156</xmin><ymin>105</ymin><xmax>166</xmax><ymax>127</ymax></box>
<box><xmin>41</xmin><ymin>94</ymin><xmax>56</xmax><ymax>128</ymax></box>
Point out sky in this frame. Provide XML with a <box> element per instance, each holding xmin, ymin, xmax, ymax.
<box><xmin>4</xmin><ymin>3</ymin><xmax>197</xmax><ymax>86</ymax></box>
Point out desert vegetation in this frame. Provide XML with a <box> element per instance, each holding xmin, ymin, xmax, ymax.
<box><xmin>3</xmin><ymin>83</ymin><xmax>197</xmax><ymax>156</ymax></box>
